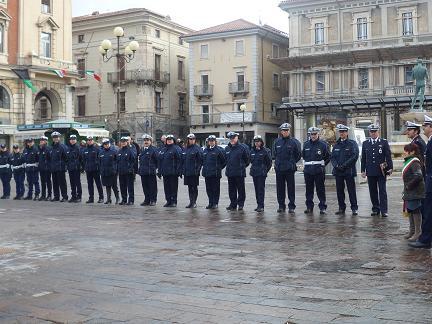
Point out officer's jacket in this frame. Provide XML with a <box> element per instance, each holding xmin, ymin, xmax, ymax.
<box><xmin>0</xmin><ymin>151</ymin><xmax>11</xmax><ymax>175</ymax></box>
<box><xmin>302</xmin><ymin>139</ymin><xmax>330</xmax><ymax>175</ymax></box>
<box><xmin>360</xmin><ymin>138</ymin><xmax>393</xmax><ymax>177</ymax></box>
<box><xmin>23</xmin><ymin>145</ymin><xmax>39</xmax><ymax>171</ymax></box>
<box><xmin>158</xmin><ymin>143</ymin><xmax>183</xmax><ymax>176</ymax></box>
<box><xmin>38</xmin><ymin>145</ymin><xmax>51</xmax><ymax>171</ymax></box>
<box><xmin>202</xmin><ymin>145</ymin><xmax>226</xmax><ymax>178</ymax></box>
<box><xmin>225</xmin><ymin>143</ymin><xmax>250</xmax><ymax>177</ymax></box>
<box><xmin>274</xmin><ymin>137</ymin><xmax>302</xmax><ymax>173</ymax></box>
<box><xmin>49</xmin><ymin>142</ymin><xmax>68</xmax><ymax>172</ymax></box>
<box><xmin>10</xmin><ymin>152</ymin><xmax>25</xmax><ymax>174</ymax></box>
<box><xmin>182</xmin><ymin>144</ymin><xmax>203</xmax><ymax>177</ymax></box>
<box><xmin>249</xmin><ymin>147</ymin><xmax>272</xmax><ymax>177</ymax></box>
<box><xmin>138</xmin><ymin>145</ymin><xmax>158</xmax><ymax>176</ymax></box>
<box><xmin>81</xmin><ymin>145</ymin><xmax>100</xmax><ymax>172</ymax></box>
<box><xmin>99</xmin><ymin>146</ymin><xmax>118</xmax><ymax>177</ymax></box>
<box><xmin>424</xmin><ymin>138</ymin><xmax>432</xmax><ymax>193</ymax></box>
<box><xmin>130</xmin><ymin>143</ymin><xmax>139</xmax><ymax>174</ymax></box>
<box><xmin>412</xmin><ymin>135</ymin><xmax>427</xmax><ymax>158</ymax></box>
<box><xmin>66</xmin><ymin>144</ymin><xmax>81</xmax><ymax>171</ymax></box>
<box><xmin>116</xmin><ymin>146</ymin><xmax>136</xmax><ymax>175</ymax></box>
<box><xmin>331</xmin><ymin>138</ymin><xmax>359</xmax><ymax>177</ymax></box>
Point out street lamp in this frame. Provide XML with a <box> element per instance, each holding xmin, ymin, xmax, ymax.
<box><xmin>239</xmin><ymin>104</ymin><xmax>246</xmax><ymax>143</ymax></box>
<box><xmin>100</xmin><ymin>27</ymin><xmax>139</xmax><ymax>142</ymax></box>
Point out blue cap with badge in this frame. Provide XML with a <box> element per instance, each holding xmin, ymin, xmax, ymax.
<box><xmin>279</xmin><ymin>123</ymin><xmax>291</xmax><ymax>130</ymax></box>
<box><xmin>367</xmin><ymin>124</ymin><xmax>380</xmax><ymax>131</ymax></box>
<box><xmin>336</xmin><ymin>124</ymin><xmax>350</xmax><ymax>131</ymax></box>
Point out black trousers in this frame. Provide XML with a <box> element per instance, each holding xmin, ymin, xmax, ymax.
<box><xmin>228</xmin><ymin>176</ymin><xmax>246</xmax><ymax>208</ymax></box>
<box><xmin>104</xmin><ymin>176</ymin><xmax>119</xmax><ymax>200</ymax></box>
<box><xmin>68</xmin><ymin>170</ymin><xmax>82</xmax><ymax>199</ymax></box>
<box><xmin>276</xmin><ymin>171</ymin><xmax>296</xmax><ymax>210</ymax></box>
<box><xmin>304</xmin><ymin>173</ymin><xmax>327</xmax><ymax>210</ymax></box>
<box><xmin>119</xmin><ymin>173</ymin><xmax>134</xmax><ymax>203</ymax></box>
<box><xmin>39</xmin><ymin>170</ymin><xmax>52</xmax><ymax>197</ymax></box>
<box><xmin>26</xmin><ymin>170</ymin><xmax>40</xmax><ymax>197</ymax></box>
<box><xmin>367</xmin><ymin>176</ymin><xmax>388</xmax><ymax>214</ymax></box>
<box><xmin>86</xmin><ymin>171</ymin><xmax>103</xmax><ymax>200</ymax></box>
<box><xmin>419</xmin><ymin>191</ymin><xmax>432</xmax><ymax>244</ymax></box>
<box><xmin>163</xmin><ymin>175</ymin><xmax>178</xmax><ymax>204</ymax></box>
<box><xmin>252</xmin><ymin>176</ymin><xmax>266</xmax><ymax>208</ymax></box>
<box><xmin>205</xmin><ymin>177</ymin><xmax>220</xmax><ymax>206</ymax></box>
<box><xmin>335</xmin><ymin>175</ymin><xmax>358</xmax><ymax>211</ymax></box>
<box><xmin>140</xmin><ymin>175</ymin><xmax>157</xmax><ymax>203</ymax></box>
<box><xmin>52</xmin><ymin>171</ymin><xmax>67</xmax><ymax>200</ymax></box>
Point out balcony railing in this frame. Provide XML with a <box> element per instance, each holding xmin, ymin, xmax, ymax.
<box><xmin>229</xmin><ymin>81</ymin><xmax>250</xmax><ymax>95</ymax></box>
<box><xmin>385</xmin><ymin>84</ymin><xmax>431</xmax><ymax>96</ymax></box>
<box><xmin>17</xmin><ymin>55</ymin><xmax>76</xmax><ymax>70</ymax></box>
<box><xmin>287</xmin><ymin>89</ymin><xmax>385</xmax><ymax>102</ymax></box>
<box><xmin>189</xmin><ymin>111</ymin><xmax>256</xmax><ymax>126</ymax></box>
<box><xmin>193</xmin><ymin>84</ymin><xmax>214</xmax><ymax>97</ymax></box>
<box><xmin>107</xmin><ymin>69</ymin><xmax>170</xmax><ymax>84</ymax></box>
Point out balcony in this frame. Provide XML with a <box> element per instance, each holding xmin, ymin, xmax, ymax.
<box><xmin>189</xmin><ymin>111</ymin><xmax>256</xmax><ymax>127</ymax></box>
<box><xmin>229</xmin><ymin>81</ymin><xmax>250</xmax><ymax>96</ymax></box>
<box><xmin>286</xmin><ymin>89</ymin><xmax>385</xmax><ymax>103</ymax></box>
<box><xmin>107</xmin><ymin>69</ymin><xmax>170</xmax><ymax>85</ymax></box>
<box><xmin>385</xmin><ymin>84</ymin><xmax>432</xmax><ymax>96</ymax></box>
<box><xmin>193</xmin><ymin>85</ymin><xmax>214</xmax><ymax>99</ymax></box>
<box><xmin>17</xmin><ymin>55</ymin><xmax>76</xmax><ymax>72</ymax></box>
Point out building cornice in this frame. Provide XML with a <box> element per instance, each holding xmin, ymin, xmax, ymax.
<box><xmin>183</xmin><ymin>28</ymin><xmax>288</xmax><ymax>44</ymax></box>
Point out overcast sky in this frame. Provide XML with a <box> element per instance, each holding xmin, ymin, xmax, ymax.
<box><xmin>72</xmin><ymin>0</ymin><xmax>289</xmax><ymax>34</ymax></box>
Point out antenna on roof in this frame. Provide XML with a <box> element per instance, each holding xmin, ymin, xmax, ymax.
<box><xmin>259</xmin><ymin>16</ymin><xmax>262</xmax><ymax>26</ymax></box>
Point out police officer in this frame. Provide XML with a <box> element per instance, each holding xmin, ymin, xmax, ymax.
<box><xmin>138</xmin><ymin>134</ymin><xmax>158</xmax><ymax>206</ymax></box>
<box><xmin>0</xmin><ymin>144</ymin><xmax>11</xmax><ymax>199</ymax></box>
<box><xmin>158</xmin><ymin>134</ymin><xmax>183</xmax><ymax>207</ymax></box>
<box><xmin>99</xmin><ymin>138</ymin><xmax>119</xmax><ymax>205</ymax></box>
<box><xmin>250</xmin><ymin>135</ymin><xmax>272</xmax><ymax>212</ymax></box>
<box><xmin>38</xmin><ymin>136</ymin><xmax>52</xmax><ymax>201</ymax></box>
<box><xmin>331</xmin><ymin>124</ymin><xmax>359</xmax><ymax>215</ymax></box>
<box><xmin>117</xmin><ymin>136</ymin><xmax>136</xmax><ymax>205</ymax></box>
<box><xmin>202</xmin><ymin>135</ymin><xmax>226</xmax><ymax>209</ymax></box>
<box><xmin>23</xmin><ymin>138</ymin><xmax>40</xmax><ymax>200</ymax></box>
<box><xmin>405</xmin><ymin>121</ymin><xmax>427</xmax><ymax>174</ymax></box>
<box><xmin>274</xmin><ymin>123</ymin><xmax>302</xmax><ymax>213</ymax></box>
<box><xmin>361</xmin><ymin>124</ymin><xmax>393</xmax><ymax>217</ymax></box>
<box><xmin>10</xmin><ymin>144</ymin><xmax>25</xmax><ymax>200</ymax></box>
<box><xmin>302</xmin><ymin>127</ymin><xmax>330</xmax><ymax>215</ymax></box>
<box><xmin>66</xmin><ymin>134</ymin><xmax>82</xmax><ymax>203</ymax></box>
<box><xmin>50</xmin><ymin>132</ymin><xmax>68</xmax><ymax>202</ymax></box>
<box><xmin>225</xmin><ymin>131</ymin><xmax>250</xmax><ymax>211</ymax></box>
<box><xmin>82</xmin><ymin>136</ymin><xmax>104</xmax><ymax>203</ymax></box>
<box><xmin>182</xmin><ymin>133</ymin><xmax>203</xmax><ymax>208</ymax></box>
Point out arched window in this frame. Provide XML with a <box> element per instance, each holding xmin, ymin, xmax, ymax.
<box><xmin>0</xmin><ymin>86</ymin><xmax>10</xmax><ymax>109</ymax></box>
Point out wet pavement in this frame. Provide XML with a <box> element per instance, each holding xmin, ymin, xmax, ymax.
<box><xmin>0</xmin><ymin>173</ymin><xmax>431</xmax><ymax>323</ymax></box>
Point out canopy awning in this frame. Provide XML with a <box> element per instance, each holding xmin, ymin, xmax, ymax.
<box><xmin>17</xmin><ymin>119</ymin><xmax>105</xmax><ymax>131</ymax></box>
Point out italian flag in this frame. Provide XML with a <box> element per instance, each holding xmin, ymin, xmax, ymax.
<box><xmin>50</xmin><ymin>68</ymin><xmax>67</xmax><ymax>78</ymax></box>
<box><xmin>85</xmin><ymin>70</ymin><xmax>101</xmax><ymax>82</ymax></box>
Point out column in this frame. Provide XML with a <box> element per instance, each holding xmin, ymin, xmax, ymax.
<box><xmin>65</xmin><ymin>85</ymin><xmax>73</xmax><ymax>120</ymax></box>
<box><xmin>24</xmin><ymin>86</ymin><xmax>33</xmax><ymax>125</ymax></box>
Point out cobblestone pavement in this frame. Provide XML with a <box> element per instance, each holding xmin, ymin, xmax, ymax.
<box><xmin>0</xmin><ymin>173</ymin><xmax>431</xmax><ymax>323</ymax></box>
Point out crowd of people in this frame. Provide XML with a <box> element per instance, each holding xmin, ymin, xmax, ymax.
<box><xmin>0</xmin><ymin>118</ymin><xmax>431</xmax><ymax>249</ymax></box>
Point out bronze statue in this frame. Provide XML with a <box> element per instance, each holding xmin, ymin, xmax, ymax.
<box><xmin>411</xmin><ymin>59</ymin><xmax>429</xmax><ymax>111</ymax></box>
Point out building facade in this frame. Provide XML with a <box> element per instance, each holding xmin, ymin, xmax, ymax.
<box><xmin>275</xmin><ymin>0</ymin><xmax>432</xmax><ymax>144</ymax></box>
<box><xmin>0</xmin><ymin>0</ymin><xmax>76</xmax><ymax>146</ymax></box>
<box><xmin>72</xmin><ymin>9</ymin><xmax>192</xmax><ymax>143</ymax></box>
<box><xmin>183</xmin><ymin>19</ymin><xmax>289</xmax><ymax>147</ymax></box>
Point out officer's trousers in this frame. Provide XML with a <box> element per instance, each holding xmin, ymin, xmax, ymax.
<box><xmin>419</xmin><ymin>191</ymin><xmax>432</xmax><ymax>244</ymax></box>
<box><xmin>39</xmin><ymin>170</ymin><xmax>52</xmax><ymax>198</ymax></box>
<box><xmin>140</xmin><ymin>175</ymin><xmax>157</xmax><ymax>203</ymax></box>
<box><xmin>68</xmin><ymin>170</ymin><xmax>82</xmax><ymax>199</ymax></box>
<box><xmin>367</xmin><ymin>176</ymin><xmax>387</xmax><ymax>214</ymax></box>
<box><xmin>52</xmin><ymin>171</ymin><xmax>68</xmax><ymax>200</ymax></box>
<box><xmin>335</xmin><ymin>175</ymin><xmax>358</xmax><ymax>211</ymax></box>
<box><xmin>205</xmin><ymin>176</ymin><xmax>220</xmax><ymax>206</ymax></box>
<box><xmin>26</xmin><ymin>170</ymin><xmax>40</xmax><ymax>197</ymax></box>
<box><xmin>228</xmin><ymin>176</ymin><xmax>246</xmax><ymax>208</ymax></box>
<box><xmin>252</xmin><ymin>176</ymin><xmax>266</xmax><ymax>208</ymax></box>
<box><xmin>13</xmin><ymin>171</ymin><xmax>25</xmax><ymax>197</ymax></box>
<box><xmin>0</xmin><ymin>173</ymin><xmax>11</xmax><ymax>197</ymax></box>
<box><xmin>163</xmin><ymin>175</ymin><xmax>178</xmax><ymax>204</ymax></box>
<box><xmin>276</xmin><ymin>171</ymin><xmax>296</xmax><ymax>210</ymax></box>
<box><xmin>119</xmin><ymin>173</ymin><xmax>134</xmax><ymax>203</ymax></box>
<box><xmin>304</xmin><ymin>173</ymin><xmax>326</xmax><ymax>211</ymax></box>
<box><xmin>86</xmin><ymin>171</ymin><xmax>103</xmax><ymax>200</ymax></box>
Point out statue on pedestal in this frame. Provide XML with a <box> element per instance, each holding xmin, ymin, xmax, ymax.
<box><xmin>410</xmin><ymin>59</ymin><xmax>429</xmax><ymax>111</ymax></box>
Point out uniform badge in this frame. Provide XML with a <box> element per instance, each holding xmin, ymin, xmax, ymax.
<box><xmin>317</xmin><ymin>149</ymin><xmax>322</xmax><ymax>155</ymax></box>
<box><xmin>379</xmin><ymin>149</ymin><xmax>382</xmax><ymax>154</ymax></box>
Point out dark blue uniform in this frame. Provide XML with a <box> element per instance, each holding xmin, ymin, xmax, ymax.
<box><xmin>0</xmin><ymin>150</ymin><xmax>11</xmax><ymax>198</ymax></box>
<box><xmin>99</xmin><ymin>145</ymin><xmax>119</xmax><ymax>203</ymax></box>
<box><xmin>250</xmin><ymin>147</ymin><xmax>272</xmax><ymax>209</ymax></box>
<box><xmin>138</xmin><ymin>145</ymin><xmax>158</xmax><ymax>205</ymax></box>
<box><xmin>182</xmin><ymin>144</ymin><xmax>203</xmax><ymax>207</ymax></box>
<box><xmin>225</xmin><ymin>143</ymin><xmax>250</xmax><ymax>209</ymax></box>
<box><xmin>274</xmin><ymin>136</ymin><xmax>302</xmax><ymax>211</ymax></box>
<box><xmin>82</xmin><ymin>145</ymin><xmax>104</xmax><ymax>202</ymax></box>
<box><xmin>302</xmin><ymin>139</ymin><xmax>330</xmax><ymax>211</ymax></box>
<box><xmin>361</xmin><ymin>138</ymin><xmax>393</xmax><ymax>215</ymax></box>
<box><xmin>331</xmin><ymin>138</ymin><xmax>359</xmax><ymax>212</ymax></box>
<box><xmin>117</xmin><ymin>145</ymin><xmax>136</xmax><ymax>204</ymax></box>
<box><xmin>50</xmin><ymin>142</ymin><xmax>68</xmax><ymax>201</ymax></box>
<box><xmin>158</xmin><ymin>143</ymin><xmax>183</xmax><ymax>206</ymax></box>
<box><xmin>418</xmin><ymin>137</ymin><xmax>432</xmax><ymax>245</ymax></box>
<box><xmin>10</xmin><ymin>152</ymin><xmax>25</xmax><ymax>199</ymax></box>
<box><xmin>38</xmin><ymin>145</ymin><xmax>52</xmax><ymax>199</ymax></box>
<box><xmin>66</xmin><ymin>143</ymin><xmax>82</xmax><ymax>201</ymax></box>
<box><xmin>23</xmin><ymin>145</ymin><xmax>40</xmax><ymax>199</ymax></box>
<box><xmin>202</xmin><ymin>145</ymin><xmax>226</xmax><ymax>208</ymax></box>
<box><xmin>411</xmin><ymin>135</ymin><xmax>427</xmax><ymax>169</ymax></box>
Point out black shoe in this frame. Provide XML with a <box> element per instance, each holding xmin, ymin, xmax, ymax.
<box><xmin>0</xmin><ymin>196</ymin><xmax>6</xmax><ymax>199</ymax></box>
<box><xmin>190</xmin><ymin>203</ymin><xmax>197</xmax><ymax>208</ymax></box>
<box><xmin>206</xmin><ymin>204</ymin><xmax>212</xmax><ymax>209</ymax></box>
<box><xmin>60</xmin><ymin>198</ymin><xmax>67</xmax><ymax>202</ymax></box>
<box><xmin>185</xmin><ymin>203</ymin><xmax>193</xmax><ymax>208</ymax></box>
<box><xmin>75</xmin><ymin>198</ymin><xmax>81</xmax><ymax>203</ymax></box>
<box><xmin>127</xmin><ymin>201</ymin><xmax>134</xmax><ymax>205</ymax></box>
<box><xmin>238</xmin><ymin>206</ymin><xmax>244</xmax><ymax>211</ymax></box>
<box><xmin>256</xmin><ymin>207</ymin><xmax>264</xmax><ymax>212</ymax></box>
<box><xmin>163</xmin><ymin>202</ymin><xmax>171</xmax><ymax>207</ymax></box>
<box><xmin>277</xmin><ymin>207</ymin><xmax>286</xmax><ymax>213</ymax></box>
<box><xmin>408</xmin><ymin>241</ymin><xmax>431</xmax><ymax>249</ymax></box>
<box><xmin>304</xmin><ymin>209</ymin><xmax>313</xmax><ymax>214</ymax></box>
<box><xmin>141</xmin><ymin>201</ymin><xmax>150</xmax><ymax>206</ymax></box>
<box><xmin>45</xmin><ymin>196</ymin><xmax>51</xmax><ymax>201</ymax></box>
<box><xmin>38</xmin><ymin>196</ymin><xmax>46</xmax><ymax>201</ymax></box>
<box><xmin>335</xmin><ymin>209</ymin><xmax>345</xmax><ymax>215</ymax></box>
<box><xmin>86</xmin><ymin>199</ymin><xmax>94</xmax><ymax>204</ymax></box>
<box><xmin>211</xmin><ymin>204</ymin><xmax>218</xmax><ymax>209</ymax></box>
<box><xmin>119</xmin><ymin>201</ymin><xmax>127</xmax><ymax>205</ymax></box>
<box><xmin>352</xmin><ymin>210</ymin><xmax>358</xmax><ymax>216</ymax></box>
<box><xmin>226</xmin><ymin>206</ymin><xmax>236</xmax><ymax>211</ymax></box>
<box><xmin>104</xmin><ymin>200</ymin><xmax>112</xmax><ymax>205</ymax></box>
<box><xmin>68</xmin><ymin>198</ymin><xmax>76</xmax><ymax>203</ymax></box>
<box><xmin>33</xmin><ymin>195</ymin><xmax>39</xmax><ymax>201</ymax></box>
<box><xmin>23</xmin><ymin>196</ymin><xmax>32</xmax><ymax>200</ymax></box>
<box><xmin>288</xmin><ymin>209</ymin><xmax>295</xmax><ymax>214</ymax></box>
<box><xmin>115</xmin><ymin>197</ymin><xmax>120</xmax><ymax>205</ymax></box>
<box><xmin>371</xmin><ymin>211</ymin><xmax>379</xmax><ymax>216</ymax></box>
<box><xmin>97</xmin><ymin>198</ymin><xmax>104</xmax><ymax>203</ymax></box>
<box><xmin>51</xmin><ymin>197</ymin><xmax>59</xmax><ymax>202</ymax></box>
<box><xmin>381</xmin><ymin>213</ymin><xmax>388</xmax><ymax>218</ymax></box>
<box><xmin>149</xmin><ymin>201</ymin><xmax>156</xmax><ymax>206</ymax></box>
<box><xmin>171</xmin><ymin>203</ymin><xmax>177</xmax><ymax>207</ymax></box>
<box><xmin>320</xmin><ymin>210</ymin><xmax>327</xmax><ymax>215</ymax></box>
<box><xmin>13</xmin><ymin>196</ymin><xmax>19</xmax><ymax>200</ymax></box>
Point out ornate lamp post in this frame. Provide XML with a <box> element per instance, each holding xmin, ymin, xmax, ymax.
<box><xmin>99</xmin><ymin>27</ymin><xmax>139</xmax><ymax>141</ymax></box>
<box><xmin>239</xmin><ymin>104</ymin><xmax>246</xmax><ymax>143</ymax></box>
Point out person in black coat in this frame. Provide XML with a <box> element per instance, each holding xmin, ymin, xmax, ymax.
<box><xmin>405</xmin><ymin>121</ymin><xmax>426</xmax><ymax>174</ymax></box>
<box><xmin>10</xmin><ymin>144</ymin><xmax>25</xmax><ymax>200</ymax></box>
<box><xmin>250</xmin><ymin>135</ymin><xmax>272</xmax><ymax>212</ymax></box>
<box><xmin>138</xmin><ymin>134</ymin><xmax>158</xmax><ymax>206</ymax></box>
<box><xmin>81</xmin><ymin>136</ymin><xmax>104</xmax><ymax>203</ymax></box>
<box><xmin>23</xmin><ymin>138</ymin><xmax>40</xmax><ymax>200</ymax></box>
<box><xmin>38</xmin><ymin>136</ymin><xmax>52</xmax><ymax>201</ymax></box>
<box><xmin>117</xmin><ymin>137</ymin><xmax>136</xmax><ymax>205</ymax></box>
<box><xmin>182</xmin><ymin>133</ymin><xmax>203</xmax><ymax>208</ymax></box>
<box><xmin>0</xmin><ymin>144</ymin><xmax>11</xmax><ymax>199</ymax></box>
<box><xmin>49</xmin><ymin>132</ymin><xmax>68</xmax><ymax>202</ymax></box>
<box><xmin>99</xmin><ymin>138</ymin><xmax>119</xmax><ymax>204</ymax></box>
<box><xmin>65</xmin><ymin>135</ymin><xmax>82</xmax><ymax>203</ymax></box>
